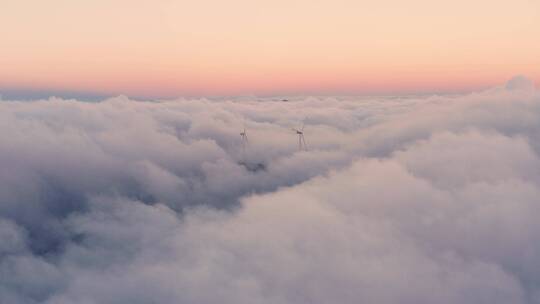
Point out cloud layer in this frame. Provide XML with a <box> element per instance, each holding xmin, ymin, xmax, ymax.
<box><xmin>1</xmin><ymin>77</ymin><xmax>540</xmax><ymax>303</ymax></box>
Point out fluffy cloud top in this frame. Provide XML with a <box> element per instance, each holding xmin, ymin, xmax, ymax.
<box><xmin>1</xmin><ymin>78</ymin><xmax>540</xmax><ymax>303</ymax></box>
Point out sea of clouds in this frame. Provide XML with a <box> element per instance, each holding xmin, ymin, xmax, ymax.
<box><xmin>1</xmin><ymin>76</ymin><xmax>540</xmax><ymax>303</ymax></box>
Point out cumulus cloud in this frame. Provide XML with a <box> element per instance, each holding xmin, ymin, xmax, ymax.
<box><xmin>1</xmin><ymin>78</ymin><xmax>540</xmax><ymax>303</ymax></box>
<box><xmin>506</xmin><ymin>75</ymin><xmax>536</xmax><ymax>92</ymax></box>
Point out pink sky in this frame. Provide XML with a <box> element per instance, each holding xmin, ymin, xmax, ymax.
<box><xmin>1</xmin><ymin>0</ymin><xmax>539</xmax><ymax>97</ymax></box>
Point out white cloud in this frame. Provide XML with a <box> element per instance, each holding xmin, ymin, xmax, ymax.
<box><xmin>1</xmin><ymin>77</ymin><xmax>540</xmax><ymax>303</ymax></box>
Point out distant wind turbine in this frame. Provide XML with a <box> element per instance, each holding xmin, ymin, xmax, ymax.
<box><xmin>292</xmin><ymin>123</ymin><xmax>308</xmax><ymax>151</ymax></box>
<box><xmin>240</xmin><ymin>125</ymin><xmax>249</xmax><ymax>159</ymax></box>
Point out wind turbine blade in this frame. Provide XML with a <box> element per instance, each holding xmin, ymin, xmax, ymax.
<box><xmin>301</xmin><ymin>123</ymin><xmax>305</xmax><ymax>132</ymax></box>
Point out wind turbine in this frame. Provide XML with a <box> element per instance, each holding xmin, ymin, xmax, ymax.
<box><xmin>238</xmin><ymin>125</ymin><xmax>266</xmax><ymax>172</ymax></box>
<box><xmin>292</xmin><ymin>123</ymin><xmax>308</xmax><ymax>151</ymax></box>
<box><xmin>240</xmin><ymin>125</ymin><xmax>249</xmax><ymax>159</ymax></box>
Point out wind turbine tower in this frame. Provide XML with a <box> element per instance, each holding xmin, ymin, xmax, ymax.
<box><xmin>292</xmin><ymin>124</ymin><xmax>308</xmax><ymax>151</ymax></box>
<box><xmin>240</xmin><ymin>126</ymin><xmax>249</xmax><ymax>159</ymax></box>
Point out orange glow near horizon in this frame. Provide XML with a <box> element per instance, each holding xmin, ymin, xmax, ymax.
<box><xmin>1</xmin><ymin>0</ymin><xmax>539</xmax><ymax>97</ymax></box>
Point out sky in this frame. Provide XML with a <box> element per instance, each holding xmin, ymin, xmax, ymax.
<box><xmin>1</xmin><ymin>0</ymin><xmax>539</xmax><ymax>98</ymax></box>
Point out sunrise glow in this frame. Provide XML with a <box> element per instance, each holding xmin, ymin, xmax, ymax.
<box><xmin>1</xmin><ymin>0</ymin><xmax>539</xmax><ymax>98</ymax></box>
